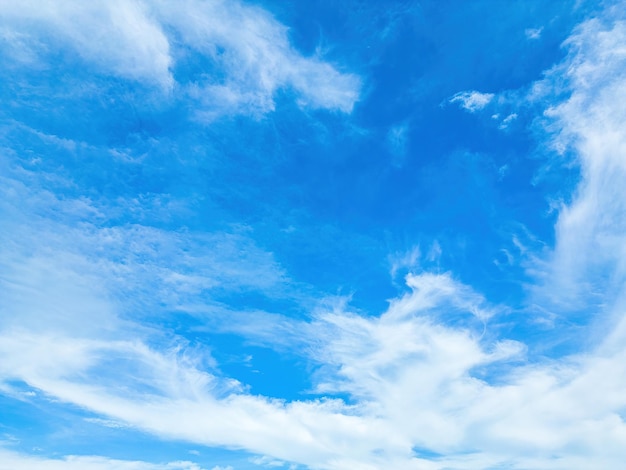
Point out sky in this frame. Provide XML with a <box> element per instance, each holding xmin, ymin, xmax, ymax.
<box><xmin>1</xmin><ymin>0</ymin><xmax>626</xmax><ymax>468</ymax></box>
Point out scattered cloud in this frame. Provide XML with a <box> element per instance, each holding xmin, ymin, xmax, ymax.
<box><xmin>449</xmin><ymin>90</ymin><xmax>494</xmax><ymax>112</ymax></box>
<box><xmin>388</xmin><ymin>245</ymin><xmax>420</xmax><ymax>279</ymax></box>
<box><xmin>525</xmin><ymin>27</ymin><xmax>543</xmax><ymax>40</ymax></box>
<box><xmin>250</xmin><ymin>455</ymin><xmax>286</xmax><ymax>467</ymax></box>
<box><xmin>0</xmin><ymin>449</ymin><xmax>206</xmax><ymax>470</ymax></box>
<box><xmin>3</xmin><ymin>1</ymin><xmax>626</xmax><ymax>469</ymax></box>
<box><xmin>386</xmin><ymin>121</ymin><xmax>409</xmax><ymax>168</ymax></box>
<box><xmin>499</xmin><ymin>112</ymin><xmax>518</xmax><ymax>129</ymax></box>
<box><xmin>0</xmin><ymin>0</ymin><xmax>360</xmax><ymax>116</ymax></box>
<box><xmin>0</xmin><ymin>269</ymin><xmax>518</xmax><ymax>469</ymax></box>
<box><xmin>172</xmin><ymin>0</ymin><xmax>360</xmax><ymax>118</ymax></box>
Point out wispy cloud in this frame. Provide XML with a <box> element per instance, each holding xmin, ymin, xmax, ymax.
<box><xmin>0</xmin><ymin>1</ymin><xmax>173</xmax><ymax>88</ymax></box>
<box><xmin>0</xmin><ymin>0</ymin><xmax>360</xmax><ymax>116</ymax></box>
<box><xmin>386</xmin><ymin>122</ymin><xmax>409</xmax><ymax>168</ymax></box>
<box><xmin>0</xmin><ymin>448</ymin><xmax>207</xmax><ymax>470</ymax></box>
<box><xmin>4</xmin><ymin>1</ymin><xmax>626</xmax><ymax>469</ymax></box>
<box><xmin>388</xmin><ymin>245</ymin><xmax>420</xmax><ymax>279</ymax></box>
<box><xmin>0</xmin><ymin>270</ymin><xmax>511</xmax><ymax>468</ymax></box>
<box><xmin>168</xmin><ymin>0</ymin><xmax>361</xmax><ymax>117</ymax></box>
<box><xmin>525</xmin><ymin>27</ymin><xmax>543</xmax><ymax>40</ymax></box>
<box><xmin>449</xmin><ymin>90</ymin><xmax>494</xmax><ymax>112</ymax></box>
<box><xmin>7</xmin><ymin>259</ymin><xmax>626</xmax><ymax>468</ymax></box>
<box><xmin>530</xmin><ymin>3</ymin><xmax>626</xmax><ymax>318</ymax></box>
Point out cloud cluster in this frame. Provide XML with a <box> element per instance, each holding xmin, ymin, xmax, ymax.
<box><xmin>0</xmin><ymin>266</ymin><xmax>518</xmax><ymax>469</ymax></box>
<box><xmin>3</xmin><ymin>262</ymin><xmax>626</xmax><ymax>469</ymax></box>
<box><xmin>0</xmin><ymin>0</ymin><xmax>360</xmax><ymax>116</ymax></box>
<box><xmin>2</xmin><ymin>1</ymin><xmax>626</xmax><ymax>469</ymax></box>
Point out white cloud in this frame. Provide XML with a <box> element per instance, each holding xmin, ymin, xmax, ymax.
<box><xmin>5</xmin><ymin>2</ymin><xmax>626</xmax><ymax>469</ymax></box>
<box><xmin>0</xmin><ymin>268</ymin><xmax>520</xmax><ymax>469</ymax></box>
<box><xmin>250</xmin><ymin>455</ymin><xmax>285</xmax><ymax>467</ymax></box>
<box><xmin>0</xmin><ymin>449</ymin><xmax>206</xmax><ymax>470</ymax></box>
<box><xmin>6</xmin><ymin>128</ymin><xmax>626</xmax><ymax>468</ymax></box>
<box><xmin>3</xmin><ymin>229</ymin><xmax>626</xmax><ymax>470</ymax></box>
<box><xmin>531</xmin><ymin>3</ymin><xmax>626</xmax><ymax>316</ymax></box>
<box><xmin>498</xmin><ymin>112</ymin><xmax>518</xmax><ymax>129</ymax></box>
<box><xmin>0</xmin><ymin>142</ymin><xmax>292</xmax><ymax>327</ymax></box>
<box><xmin>449</xmin><ymin>90</ymin><xmax>494</xmax><ymax>112</ymax></box>
<box><xmin>0</xmin><ymin>0</ymin><xmax>173</xmax><ymax>88</ymax></box>
<box><xmin>0</xmin><ymin>0</ymin><xmax>360</xmax><ymax>115</ymax></box>
<box><xmin>388</xmin><ymin>245</ymin><xmax>420</xmax><ymax>279</ymax></box>
<box><xmin>164</xmin><ymin>0</ymin><xmax>360</xmax><ymax>117</ymax></box>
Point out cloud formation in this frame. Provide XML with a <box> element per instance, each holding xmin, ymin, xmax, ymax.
<box><xmin>0</xmin><ymin>449</ymin><xmax>207</xmax><ymax>470</ymax></box>
<box><xmin>0</xmin><ymin>0</ymin><xmax>360</xmax><ymax>115</ymax></box>
<box><xmin>535</xmin><ymin>5</ymin><xmax>626</xmax><ymax>318</ymax></box>
<box><xmin>449</xmin><ymin>90</ymin><xmax>494</xmax><ymax>112</ymax></box>
<box><xmin>2</xmin><ymin>1</ymin><xmax>626</xmax><ymax>469</ymax></box>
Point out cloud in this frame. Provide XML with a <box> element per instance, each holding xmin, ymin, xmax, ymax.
<box><xmin>530</xmin><ymin>2</ymin><xmax>626</xmax><ymax>316</ymax></box>
<box><xmin>2</xmin><ymin>173</ymin><xmax>497</xmax><ymax>468</ymax></box>
<box><xmin>525</xmin><ymin>27</ymin><xmax>543</xmax><ymax>40</ymax></box>
<box><xmin>388</xmin><ymin>245</ymin><xmax>420</xmax><ymax>279</ymax></box>
<box><xmin>386</xmin><ymin>122</ymin><xmax>409</xmax><ymax>168</ymax></box>
<box><xmin>449</xmin><ymin>90</ymin><xmax>494</xmax><ymax>112</ymax></box>
<box><xmin>0</xmin><ymin>267</ymin><xmax>521</xmax><ymax>469</ymax></box>
<box><xmin>0</xmin><ymin>449</ymin><xmax>206</xmax><ymax>470</ymax></box>
<box><xmin>498</xmin><ymin>112</ymin><xmax>518</xmax><ymax>129</ymax></box>
<box><xmin>4</xmin><ymin>1</ymin><xmax>626</xmax><ymax>469</ymax></box>
<box><xmin>5</xmin><ymin>258</ymin><xmax>626</xmax><ymax>469</ymax></box>
<box><xmin>0</xmin><ymin>144</ymin><xmax>293</xmax><ymax>327</ymax></box>
<box><xmin>163</xmin><ymin>0</ymin><xmax>360</xmax><ymax>117</ymax></box>
<box><xmin>0</xmin><ymin>0</ymin><xmax>360</xmax><ymax>116</ymax></box>
<box><xmin>3</xmin><ymin>212</ymin><xmax>626</xmax><ymax>470</ymax></box>
<box><xmin>0</xmin><ymin>0</ymin><xmax>173</xmax><ymax>88</ymax></box>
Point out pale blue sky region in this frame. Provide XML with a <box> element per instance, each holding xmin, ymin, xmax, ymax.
<box><xmin>2</xmin><ymin>1</ymin><xmax>626</xmax><ymax>469</ymax></box>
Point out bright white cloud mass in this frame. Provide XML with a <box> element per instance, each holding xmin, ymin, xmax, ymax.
<box><xmin>1</xmin><ymin>1</ymin><xmax>626</xmax><ymax>469</ymax></box>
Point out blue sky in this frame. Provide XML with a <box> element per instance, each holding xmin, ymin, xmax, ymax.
<box><xmin>2</xmin><ymin>0</ymin><xmax>626</xmax><ymax>468</ymax></box>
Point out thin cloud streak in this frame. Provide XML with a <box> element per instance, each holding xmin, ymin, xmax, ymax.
<box><xmin>0</xmin><ymin>448</ymin><xmax>207</xmax><ymax>470</ymax></box>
